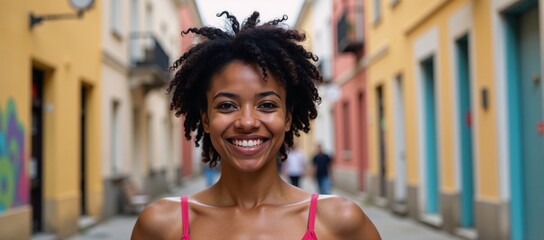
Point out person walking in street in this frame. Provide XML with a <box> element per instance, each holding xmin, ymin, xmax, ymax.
<box><xmin>284</xmin><ymin>144</ymin><xmax>307</xmax><ymax>187</ymax></box>
<box><xmin>313</xmin><ymin>144</ymin><xmax>333</xmax><ymax>194</ymax></box>
<box><xmin>131</xmin><ymin>11</ymin><xmax>381</xmax><ymax>240</ymax></box>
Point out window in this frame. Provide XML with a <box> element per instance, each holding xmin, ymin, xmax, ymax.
<box><xmin>161</xmin><ymin>118</ymin><xmax>170</xmax><ymax>167</ymax></box>
<box><xmin>146</xmin><ymin>4</ymin><xmax>153</xmax><ymax>32</ymax></box>
<box><xmin>111</xmin><ymin>0</ymin><xmax>122</xmax><ymax>37</ymax></box>
<box><xmin>373</xmin><ymin>0</ymin><xmax>381</xmax><ymax>24</ymax></box>
<box><xmin>342</xmin><ymin>102</ymin><xmax>351</xmax><ymax>160</ymax></box>
<box><xmin>111</xmin><ymin>101</ymin><xmax>120</xmax><ymax>173</ymax></box>
<box><xmin>147</xmin><ymin>114</ymin><xmax>153</xmax><ymax>171</ymax></box>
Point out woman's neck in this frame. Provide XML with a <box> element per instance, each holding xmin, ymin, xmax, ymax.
<box><xmin>211</xmin><ymin>163</ymin><xmax>292</xmax><ymax>209</ymax></box>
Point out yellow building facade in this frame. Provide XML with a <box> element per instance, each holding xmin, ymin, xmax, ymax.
<box><xmin>365</xmin><ymin>0</ymin><xmax>543</xmax><ymax>239</ymax></box>
<box><xmin>0</xmin><ymin>0</ymin><xmax>102</xmax><ymax>239</ymax></box>
<box><xmin>295</xmin><ymin>0</ymin><xmax>318</xmax><ymax>159</ymax></box>
<box><xmin>294</xmin><ymin>0</ymin><xmax>338</xmax><ymax>174</ymax></box>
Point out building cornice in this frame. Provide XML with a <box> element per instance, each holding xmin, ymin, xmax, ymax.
<box><xmin>102</xmin><ymin>50</ymin><xmax>129</xmax><ymax>75</ymax></box>
<box><xmin>333</xmin><ymin>43</ymin><xmax>389</xmax><ymax>86</ymax></box>
<box><xmin>404</xmin><ymin>0</ymin><xmax>451</xmax><ymax>36</ymax></box>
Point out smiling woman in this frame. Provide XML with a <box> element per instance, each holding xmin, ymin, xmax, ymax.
<box><xmin>130</xmin><ymin>11</ymin><xmax>381</xmax><ymax>240</ymax></box>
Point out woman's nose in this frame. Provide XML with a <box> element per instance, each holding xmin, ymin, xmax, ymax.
<box><xmin>235</xmin><ymin>107</ymin><xmax>260</xmax><ymax>130</ymax></box>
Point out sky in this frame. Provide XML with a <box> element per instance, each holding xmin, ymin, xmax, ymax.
<box><xmin>195</xmin><ymin>0</ymin><xmax>304</xmax><ymax>28</ymax></box>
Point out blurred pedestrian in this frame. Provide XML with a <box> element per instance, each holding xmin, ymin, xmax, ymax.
<box><xmin>284</xmin><ymin>144</ymin><xmax>307</xmax><ymax>187</ymax></box>
<box><xmin>312</xmin><ymin>144</ymin><xmax>333</xmax><ymax>194</ymax></box>
<box><xmin>131</xmin><ymin>11</ymin><xmax>381</xmax><ymax>240</ymax></box>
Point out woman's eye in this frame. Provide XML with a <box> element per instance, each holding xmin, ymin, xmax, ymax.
<box><xmin>216</xmin><ymin>102</ymin><xmax>236</xmax><ymax>111</ymax></box>
<box><xmin>259</xmin><ymin>102</ymin><xmax>279</xmax><ymax>110</ymax></box>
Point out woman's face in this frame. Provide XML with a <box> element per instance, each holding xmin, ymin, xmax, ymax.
<box><xmin>202</xmin><ymin>60</ymin><xmax>291</xmax><ymax>172</ymax></box>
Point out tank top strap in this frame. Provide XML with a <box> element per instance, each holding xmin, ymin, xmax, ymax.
<box><xmin>307</xmin><ymin>193</ymin><xmax>319</xmax><ymax>231</ymax></box>
<box><xmin>181</xmin><ymin>196</ymin><xmax>191</xmax><ymax>240</ymax></box>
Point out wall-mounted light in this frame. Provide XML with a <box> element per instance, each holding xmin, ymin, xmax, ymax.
<box><xmin>29</xmin><ymin>0</ymin><xmax>95</xmax><ymax>29</ymax></box>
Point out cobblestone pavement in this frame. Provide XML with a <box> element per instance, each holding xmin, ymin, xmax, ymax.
<box><xmin>67</xmin><ymin>175</ymin><xmax>460</xmax><ymax>240</ymax></box>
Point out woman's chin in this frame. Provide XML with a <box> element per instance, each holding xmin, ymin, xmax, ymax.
<box><xmin>232</xmin><ymin>160</ymin><xmax>265</xmax><ymax>172</ymax></box>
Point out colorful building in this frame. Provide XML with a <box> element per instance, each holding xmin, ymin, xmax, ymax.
<box><xmin>1</xmin><ymin>0</ymin><xmax>204</xmax><ymax>238</ymax></box>
<box><xmin>364</xmin><ymin>0</ymin><xmax>543</xmax><ymax>239</ymax></box>
<box><xmin>0</xmin><ymin>0</ymin><xmax>102</xmax><ymax>239</ymax></box>
<box><xmin>295</xmin><ymin>0</ymin><xmax>368</xmax><ymax>193</ymax></box>
<box><xmin>179</xmin><ymin>0</ymin><xmax>203</xmax><ymax>178</ymax></box>
<box><xmin>101</xmin><ymin>0</ymin><xmax>200</xmax><ymax>218</ymax></box>
<box><xmin>331</xmin><ymin>0</ymin><xmax>369</xmax><ymax>194</ymax></box>
<box><xmin>295</xmin><ymin>0</ymin><xmax>338</xmax><ymax>177</ymax></box>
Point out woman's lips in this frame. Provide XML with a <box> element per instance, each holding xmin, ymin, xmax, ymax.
<box><xmin>227</xmin><ymin>138</ymin><xmax>269</xmax><ymax>156</ymax></box>
<box><xmin>231</xmin><ymin>138</ymin><xmax>265</xmax><ymax>147</ymax></box>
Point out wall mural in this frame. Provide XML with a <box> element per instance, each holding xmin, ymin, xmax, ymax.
<box><xmin>0</xmin><ymin>98</ymin><xmax>28</xmax><ymax>212</ymax></box>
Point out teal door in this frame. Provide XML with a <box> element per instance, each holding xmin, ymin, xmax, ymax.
<box><xmin>506</xmin><ymin>3</ymin><xmax>544</xmax><ymax>239</ymax></box>
<box><xmin>456</xmin><ymin>36</ymin><xmax>474</xmax><ymax>228</ymax></box>
<box><xmin>518</xmin><ymin>6</ymin><xmax>544</xmax><ymax>240</ymax></box>
<box><xmin>422</xmin><ymin>57</ymin><xmax>440</xmax><ymax>214</ymax></box>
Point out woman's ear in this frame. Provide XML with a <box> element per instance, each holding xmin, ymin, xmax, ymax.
<box><xmin>201</xmin><ymin>111</ymin><xmax>210</xmax><ymax>133</ymax></box>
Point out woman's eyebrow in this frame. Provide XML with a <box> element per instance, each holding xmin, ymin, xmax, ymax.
<box><xmin>257</xmin><ymin>91</ymin><xmax>281</xmax><ymax>99</ymax></box>
<box><xmin>212</xmin><ymin>92</ymin><xmax>238</xmax><ymax>101</ymax></box>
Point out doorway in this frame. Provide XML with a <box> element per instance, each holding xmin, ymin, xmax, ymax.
<box><xmin>393</xmin><ymin>75</ymin><xmax>407</xmax><ymax>204</ymax></box>
<box><xmin>455</xmin><ymin>35</ymin><xmax>475</xmax><ymax>228</ymax></box>
<box><xmin>31</xmin><ymin>68</ymin><xmax>45</xmax><ymax>233</ymax></box>
<box><xmin>80</xmin><ymin>85</ymin><xmax>89</xmax><ymax>216</ymax></box>
<box><xmin>357</xmin><ymin>92</ymin><xmax>368</xmax><ymax>191</ymax></box>
<box><xmin>376</xmin><ymin>85</ymin><xmax>387</xmax><ymax>198</ymax></box>
<box><xmin>505</xmin><ymin>2</ymin><xmax>544</xmax><ymax>239</ymax></box>
<box><xmin>421</xmin><ymin>56</ymin><xmax>440</xmax><ymax>214</ymax></box>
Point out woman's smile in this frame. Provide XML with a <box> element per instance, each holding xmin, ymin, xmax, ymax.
<box><xmin>230</xmin><ymin>138</ymin><xmax>265</xmax><ymax>148</ymax></box>
<box><xmin>227</xmin><ymin>137</ymin><xmax>269</xmax><ymax>156</ymax></box>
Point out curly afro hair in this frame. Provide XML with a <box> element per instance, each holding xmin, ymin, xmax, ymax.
<box><xmin>168</xmin><ymin>11</ymin><xmax>323</xmax><ymax>168</ymax></box>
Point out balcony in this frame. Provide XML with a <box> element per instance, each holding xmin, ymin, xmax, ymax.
<box><xmin>129</xmin><ymin>32</ymin><xmax>170</xmax><ymax>93</ymax></box>
<box><xmin>337</xmin><ymin>8</ymin><xmax>364</xmax><ymax>54</ymax></box>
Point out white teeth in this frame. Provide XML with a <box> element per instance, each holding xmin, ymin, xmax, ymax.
<box><xmin>233</xmin><ymin>139</ymin><xmax>263</xmax><ymax>148</ymax></box>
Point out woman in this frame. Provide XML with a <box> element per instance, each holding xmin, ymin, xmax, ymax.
<box><xmin>131</xmin><ymin>11</ymin><xmax>381</xmax><ymax>240</ymax></box>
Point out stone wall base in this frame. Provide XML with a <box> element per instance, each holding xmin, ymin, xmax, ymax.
<box><xmin>475</xmin><ymin>199</ymin><xmax>509</xmax><ymax>240</ymax></box>
<box><xmin>441</xmin><ymin>191</ymin><xmax>460</xmax><ymax>234</ymax></box>
<box><xmin>44</xmin><ymin>193</ymin><xmax>79</xmax><ymax>239</ymax></box>
<box><xmin>407</xmin><ymin>184</ymin><xmax>420</xmax><ymax>220</ymax></box>
<box><xmin>0</xmin><ymin>206</ymin><xmax>31</xmax><ymax>240</ymax></box>
<box><xmin>332</xmin><ymin>167</ymin><xmax>360</xmax><ymax>194</ymax></box>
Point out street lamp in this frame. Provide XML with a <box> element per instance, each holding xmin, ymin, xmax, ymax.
<box><xmin>29</xmin><ymin>0</ymin><xmax>95</xmax><ymax>29</ymax></box>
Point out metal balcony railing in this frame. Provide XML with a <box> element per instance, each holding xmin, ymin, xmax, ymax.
<box><xmin>130</xmin><ymin>32</ymin><xmax>169</xmax><ymax>71</ymax></box>
<box><xmin>129</xmin><ymin>32</ymin><xmax>170</xmax><ymax>92</ymax></box>
<box><xmin>337</xmin><ymin>7</ymin><xmax>364</xmax><ymax>54</ymax></box>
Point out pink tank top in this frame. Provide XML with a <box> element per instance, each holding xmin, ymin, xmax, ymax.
<box><xmin>180</xmin><ymin>193</ymin><xmax>319</xmax><ymax>240</ymax></box>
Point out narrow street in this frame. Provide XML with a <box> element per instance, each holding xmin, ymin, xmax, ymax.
<box><xmin>68</xmin><ymin>176</ymin><xmax>460</xmax><ymax>240</ymax></box>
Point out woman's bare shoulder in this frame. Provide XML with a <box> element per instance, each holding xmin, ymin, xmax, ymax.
<box><xmin>317</xmin><ymin>195</ymin><xmax>381</xmax><ymax>240</ymax></box>
<box><xmin>131</xmin><ymin>197</ymin><xmax>182</xmax><ymax>240</ymax></box>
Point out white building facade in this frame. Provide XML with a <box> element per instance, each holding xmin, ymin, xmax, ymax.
<box><xmin>101</xmin><ymin>0</ymin><xmax>183</xmax><ymax>217</ymax></box>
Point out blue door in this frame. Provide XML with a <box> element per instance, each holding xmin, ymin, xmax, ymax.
<box><xmin>456</xmin><ymin>36</ymin><xmax>474</xmax><ymax>228</ymax></box>
<box><xmin>422</xmin><ymin>57</ymin><xmax>440</xmax><ymax>214</ymax></box>
<box><xmin>518</xmin><ymin>6</ymin><xmax>544</xmax><ymax>240</ymax></box>
<box><xmin>506</xmin><ymin>3</ymin><xmax>544</xmax><ymax>239</ymax></box>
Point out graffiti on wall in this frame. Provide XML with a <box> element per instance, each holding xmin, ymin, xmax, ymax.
<box><xmin>0</xmin><ymin>98</ymin><xmax>28</xmax><ymax>212</ymax></box>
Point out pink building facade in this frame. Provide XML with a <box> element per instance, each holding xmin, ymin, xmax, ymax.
<box><xmin>331</xmin><ymin>0</ymin><xmax>368</xmax><ymax>193</ymax></box>
<box><xmin>178</xmin><ymin>1</ymin><xmax>202</xmax><ymax>177</ymax></box>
